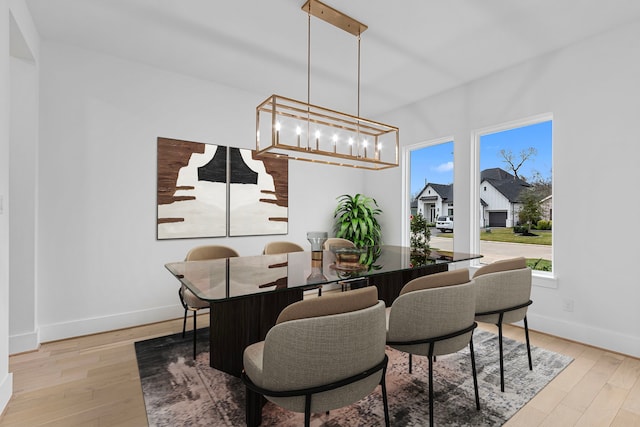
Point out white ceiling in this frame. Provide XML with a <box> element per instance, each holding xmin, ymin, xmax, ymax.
<box><xmin>24</xmin><ymin>0</ymin><xmax>640</xmax><ymax>117</ymax></box>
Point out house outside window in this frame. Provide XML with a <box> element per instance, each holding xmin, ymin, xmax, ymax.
<box><xmin>409</xmin><ymin>139</ymin><xmax>454</xmax><ymax>227</ymax></box>
<box><xmin>475</xmin><ymin>116</ymin><xmax>553</xmax><ymax>273</ymax></box>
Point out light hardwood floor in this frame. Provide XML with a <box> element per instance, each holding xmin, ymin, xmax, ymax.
<box><xmin>1</xmin><ymin>317</ymin><xmax>639</xmax><ymax>426</ymax></box>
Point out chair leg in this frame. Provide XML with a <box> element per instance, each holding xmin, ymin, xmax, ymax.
<box><xmin>381</xmin><ymin>364</ymin><xmax>390</xmax><ymax>427</ymax></box>
<box><xmin>304</xmin><ymin>395</ymin><xmax>312</xmax><ymax>427</ymax></box>
<box><xmin>469</xmin><ymin>338</ymin><xmax>480</xmax><ymax>410</ymax></box>
<box><xmin>409</xmin><ymin>353</ymin><xmax>413</xmax><ymax>374</ymax></box>
<box><xmin>428</xmin><ymin>349</ymin><xmax>434</xmax><ymax>427</ymax></box>
<box><xmin>524</xmin><ymin>316</ymin><xmax>533</xmax><ymax>370</ymax></box>
<box><xmin>245</xmin><ymin>386</ymin><xmax>263</xmax><ymax>427</ymax></box>
<box><xmin>498</xmin><ymin>319</ymin><xmax>505</xmax><ymax>392</ymax></box>
<box><xmin>182</xmin><ymin>308</ymin><xmax>188</xmax><ymax>338</ymax></box>
<box><xmin>192</xmin><ymin>310</ymin><xmax>197</xmax><ymax>360</ymax></box>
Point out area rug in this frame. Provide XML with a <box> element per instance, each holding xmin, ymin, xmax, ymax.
<box><xmin>135</xmin><ymin>328</ymin><xmax>572</xmax><ymax>426</ymax></box>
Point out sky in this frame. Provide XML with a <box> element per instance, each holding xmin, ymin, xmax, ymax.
<box><xmin>410</xmin><ymin>120</ymin><xmax>552</xmax><ymax>196</ymax></box>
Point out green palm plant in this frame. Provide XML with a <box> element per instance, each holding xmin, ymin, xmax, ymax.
<box><xmin>333</xmin><ymin>194</ymin><xmax>382</xmax><ymax>248</ymax></box>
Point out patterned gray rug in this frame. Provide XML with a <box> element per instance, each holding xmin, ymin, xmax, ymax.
<box><xmin>135</xmin><ymin>328</ymin><xmax>572</xmax><ymax>426</ymax></box>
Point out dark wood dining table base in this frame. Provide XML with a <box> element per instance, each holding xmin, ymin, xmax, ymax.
<box><xmin>209</xmin><ymin>287</ymin><xmax>304</xmax><ymax>377</ymax></box>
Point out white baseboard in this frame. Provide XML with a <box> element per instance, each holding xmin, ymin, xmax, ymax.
<box><xmin>38</xmin><ymin>305</ymin><xmax>184</xmax><ymax>343</ymax></box>
<box><xmin>0</xmin><ymin>372</ymin><xmax>13</xmax><ymax>417</ymax></box>
<box><xmin>528</xmin><ymin>312</ymin><xmax>640</xmax><ymax>358</ymax></box>
<box><xmin>9</xmin><ymin>329</ymin><xmax>39</xmax><ymax>354</ymax></box>
<box><xmin>31</xmin><ymin>303</ymin><xmax>640</xmax><ymax>359</ymax></box>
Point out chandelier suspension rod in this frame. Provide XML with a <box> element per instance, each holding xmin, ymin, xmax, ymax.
<box><xmin>307</xmin><ymin>7</ymin><xmax>311</xmax><ymax>149</ymax></box>
<box><xmin>357</xmin><ymin>34</ymin><xmax>361</xmax><ymax>119</ymax></box>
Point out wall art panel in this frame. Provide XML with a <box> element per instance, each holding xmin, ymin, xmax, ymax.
<box><xmin>229</xmin><ymin>149</ymin><xmax>288</xmax><ymax>236</ymax></box>
<box><xmin>157</xmin><ymin>137</ymin><xmax>226</xmax><ymax>239</ymax></box>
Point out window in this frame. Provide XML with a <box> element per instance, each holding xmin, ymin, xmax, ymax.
<box><xmin>475</xmin><ymin>116</ymin><xmax>553</xmax><ymax>273</ymax></box>
<box><xmin>408</xmin><ymin>138</ymin><xmax>454</xmax><ymax>250</ymax></box>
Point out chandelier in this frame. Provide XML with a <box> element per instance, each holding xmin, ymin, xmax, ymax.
<box><xmin>255</xmin><ymin>0</ymin><xmax>399</xmax><ymax>170</ymax></box>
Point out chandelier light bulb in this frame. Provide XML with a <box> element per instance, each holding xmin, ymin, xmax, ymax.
<box><xmin>275</xmin><ymin>122</ymin><xmax>281</xmax><ymax>144</ymax></box>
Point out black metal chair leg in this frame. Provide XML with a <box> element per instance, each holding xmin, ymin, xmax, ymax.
<box><xmin>304</xmin><ymin>395</ymin><xmax>312</xmax><ymax>427</ymax></box>
<box><xmin>245</xmin><ymin>386</ymin><xmax>263</xmax><ymax>427</ymax></box>
<box><xmin>409</xmin><ymin>353</ymin><xmax>413</xmax><ymax>373</ymax></box>
<box><xmin>381</xmin><ymin>365</ymin><xmax>390</xmax><ymax>427</ymax></box>
<box><xmin>182</xmin><ymin>308</ymin><xmax>188</xmax><ymax>338</ymax></box>
<box><xmin>469</xmin><ymin>338</ymin><xmax>480</xmax><ymax>410</ymax></box>
<box><xmin>524</xmin><ymin>316</ymin><xmax>533</xmax><ymax>370</ymax></box>
<box><xmin>428</xmin><ymin>350</ymin><xmax>434</xmax><ymax>427</ymax></box>
<box><xmin>193</xmin><ymin>310</ymin><xmax>197</xmax><ymax>360</ymax></box>
<box><xmin>498</xmin><ymin>321</ymin><xmax>505</xmax><ymax>392</ymax></box>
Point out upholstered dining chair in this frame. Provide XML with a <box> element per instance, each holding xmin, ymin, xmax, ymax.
<box><xmin>242</xmin><ymin>286</ymin><xmax>390</xmax><ymax>427</ymax></box>
<box><xmin>262</xmin><ymin>240</ymin><xmax>325</xmax><ymax>296</ymax></box>
<box><xmin>386</xmin><ymin>269</ymin><xmax>480</xmax><ymax>427</ymax></box>
<box><xmin>323</xmin><ymin>237</ymin><xmax>355</xmax><ymax>250</ymax></box>
<box><xmin>262</xmin><ymin>241</ymin><xmax>305</xmax><ymax>255</ymax></box>
<box><xmin>473</xmin><ymin>257</ymin><xmax>533</xmax><ymax>392</ymax></box>
<box><xmin>180</xmin><ymin>245</ymin><xmax>239</xmax><ymax>359</ymax></box>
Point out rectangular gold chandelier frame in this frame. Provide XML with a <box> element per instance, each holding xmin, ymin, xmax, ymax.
<box><xmin>256</xmin><ymin>95</ymin><xmax>399</xmax><ymax>170</ymax></box>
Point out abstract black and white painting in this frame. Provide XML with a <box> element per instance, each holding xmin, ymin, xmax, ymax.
<box><xmin>157</xmin><ymin>137</ymin><xmax>288</xmax><ymax>239</ymax></box>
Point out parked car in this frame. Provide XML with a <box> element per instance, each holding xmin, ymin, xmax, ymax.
<box><xmin>436</xmin><ymin>215</ymin><xmax>454</xmax><ymax>232</ymax></box>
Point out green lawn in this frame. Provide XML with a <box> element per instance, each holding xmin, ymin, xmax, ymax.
<box><xmin>431</xmin><ymin>227</ymin><xmax>552</xmax><ymax>271</ymax></box>
<box><xmin>480</xmin><ymin>227</ymin><xmax>552</xmax><ymax>245</ymax></box>
<box><xmin>526</xmin><ymin>258</ymin><xmax>552</xmax><ymax>271</ymax></box>
<box><xmin>434</xmin><ymin>227</ymin><xmax>552</xmax><ymax>245</ymax></box>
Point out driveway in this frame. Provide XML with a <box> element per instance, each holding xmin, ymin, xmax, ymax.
<box><xmin>429</xmin><ymin>232</ymin><xmax>552</xmax><ymax>264</ymax></box>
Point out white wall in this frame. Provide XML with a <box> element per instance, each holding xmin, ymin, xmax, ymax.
<box><xmin>369</xmin><ymin>20</ymin><xmax>640</xmax><ymax>356</ymax></box>
<box><xmin>9</xmin><ymin>51</ymin><xmax>38</xmax><ymax>355</ymax></box>
<box><xmin>1</xmin><ymin>0</ymin><xmax>13</xmax><ymax>416</ymax></box>
<box><xmin>7</xmin><ymin>0</ymin><xmax>38</xmax><ymax>358</ymax></box>
<box><xmin>34</xmin><ymin>41</ymin><xmax>362</xmax><ymax>342</ymax></box>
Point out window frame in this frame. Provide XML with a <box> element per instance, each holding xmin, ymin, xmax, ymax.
<box><xmin>470</xmin><ymin>113</ymin><xmax>556</xmax><ymax>288</ymax></box>
<box><xmin>402</xmin><ymin>136</ymin><xmax>454</xmax><ymax>247</ymax></box>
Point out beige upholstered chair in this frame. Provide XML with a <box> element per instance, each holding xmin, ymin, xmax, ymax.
<box><xmin>242</xmin><ymin>287</ymin><xmax>390</xmax><ymax>427</ymax></box>
<box><xmin>386</xmin><ymin>269</ymin><xmax>480</xmax><ymax>427</ymax></box>
<box><xmin>262</xmin><ymin>240</ymin><xmax>324</xmax><ymax>296</ymax></box>
<box><xmin>323</xmin><ymin>237</ymin><xmax>355</xmax><ymax>250</ymax></box>
<box><xmin>473</xmin><ymin>257</ymin><xmax>533</xmax><ymax>392</ymax></box>
<box><xmin>262</xmin><ymin>241</ymin><xmax>304</xmax><ymax>255</ymax></box>
<box><xmin>180</xmin><ymin>245</ymin><xmax>239</xmax><ymax>359</ymax></box>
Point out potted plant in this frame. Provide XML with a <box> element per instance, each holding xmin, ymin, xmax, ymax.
<box><xmin>410</xmin><ymin>212</ymin><xmax>431</xmax><ymax>254</ymax></box>
<box><xmin>333</xmin><ymin>194</ymin><xmax>382</xmax><ymax>248</ymax></box>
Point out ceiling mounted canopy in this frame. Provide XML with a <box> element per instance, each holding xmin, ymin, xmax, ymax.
<box><xmin>255</xmin><ymin>0</ymin><xmax>399</xmax><ymax>170</ymax></box>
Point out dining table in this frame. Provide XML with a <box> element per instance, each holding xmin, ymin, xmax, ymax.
<box><xmin>165</xmin><ymin>245</ymin><xmax>482</xmax><ymax>377</ymax></box>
